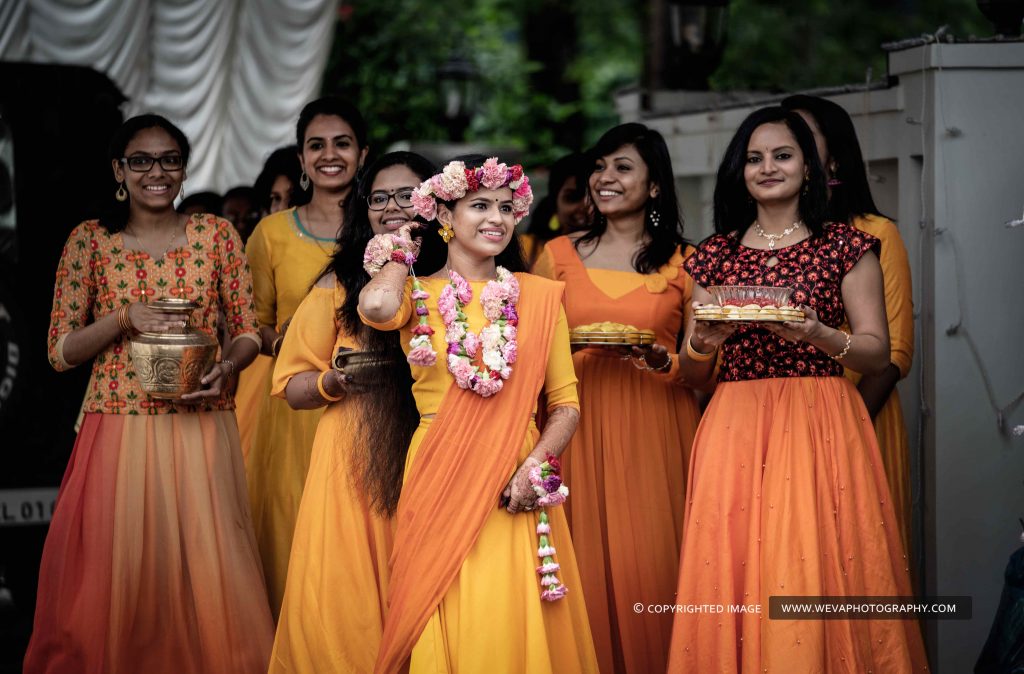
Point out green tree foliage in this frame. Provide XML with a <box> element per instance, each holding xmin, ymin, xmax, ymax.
<box><xmin>710</xmin><ymin>0</ymin><xmax>990</xmax><ymax>91</ymax></box>
<box><xmin>322</xmin><ymin>0</ymin><xmax>642</xmax><ymax>166</ymax></box>
<box><xmin>322</xmin><ymin>0</ymin><xmax>989</xmax><ymax>165</ymax></box>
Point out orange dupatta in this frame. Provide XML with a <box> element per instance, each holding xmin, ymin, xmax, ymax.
<box><xmin>374</xmin><ymin>274</ymin><xmax>565</xmax><ymax>674</ymax></box>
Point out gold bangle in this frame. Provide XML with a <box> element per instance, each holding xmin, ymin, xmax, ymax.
<box><xmin>831</xmin><ymin>330</ymin><xmax>852</xmax><ymax>360</ymax></box>
<box><xmin>316</xmin><ymin>370</ymin><xmax>343</xmax><ymax>402</ymax></box>
<box><xmin>117</xmin><ymin>304</ymin><xmax>133</xmax><ymax>335</ymax></box>
<box><xmin>686</xmin><ymin>336</ymin><xmax>717</xmax><ymax>362</ymax></box>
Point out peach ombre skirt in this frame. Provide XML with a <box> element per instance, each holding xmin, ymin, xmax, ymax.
<box><xmin>24</xmin><ymin>411</ymin><xmax>274</xmax><ymax>674</ymax></box>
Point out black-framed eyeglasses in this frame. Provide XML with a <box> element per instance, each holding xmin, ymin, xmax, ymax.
<box><xmin>120</xmin><ymin>155</ymin><xmax>185</xmax><ymax>172</ymax></box>
<box><xmin>367</xmin><ymin>189</ymin><xmax>414</xmax><ymax>211</ymax></box>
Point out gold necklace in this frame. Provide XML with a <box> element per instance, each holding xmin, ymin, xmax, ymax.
<box><xmin>753</xmin><ymin>220</ymin><xmax>802</xmax><ymax>251</ymax></box>
<box><xmin>125</xmin><ymin>222</ymin><xmax>180</xmax><ymax>259</ymax></box>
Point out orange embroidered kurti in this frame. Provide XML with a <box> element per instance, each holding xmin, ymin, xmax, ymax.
<box><xmin>46</xmin><ymin>215</ymin><xmax>259</xmax><ymax>414</ymax></box>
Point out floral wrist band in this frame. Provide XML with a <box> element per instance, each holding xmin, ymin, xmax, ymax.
<box><xmin>409</xmin><ymin>157</ymin><xmax>534</xmax><ymax>224</ymax></box>
<box><xmin>363</xmin><ymin>231</ymin><xmax>418</xmax><ymax>276</ymax></box>
<box><xmin>529</xmin><ymin>454</ymin><xmax>570</xmax><ymax>601</ymax></box>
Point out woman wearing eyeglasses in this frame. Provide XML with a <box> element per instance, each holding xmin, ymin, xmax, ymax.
<box><xmin>238</xmin><ymin>96</ymin><xmax>370</xmax><ymax>620</ymax></box>
<box><xmin>25</xmin><ymin>114</ymin><xmax>274</xmax><ymax>673</ymax></box>
<box><xmin>267</xmin><ymin>151</ymin><xmax>434</xmax><ymax>673</ymax></box>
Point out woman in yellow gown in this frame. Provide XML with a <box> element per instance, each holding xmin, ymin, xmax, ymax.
<box><xmin>783</xmin><ymin>95</ymin><xmax>915</xmax><ymax>556</ymax></box>
<box><xmin>242</xmin><ymin>97</ymin><xmax>370</xmax><ymax>618</ymax></box>
<box><xmin>267</xmin><ymin>151</ymin><xmax>435</xmax><ymax>673</ymax></box>
<box><xmin>359</xmin><ymin>155</ymin><xmax>598</xmax><ymax>673</ymax></box>
<box><xmin>233</xmin><ymin>145</ymin><xmax>305</xmax><ymax>458</ymax></box>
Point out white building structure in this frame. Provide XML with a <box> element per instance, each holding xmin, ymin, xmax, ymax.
<box><xmin>618</xmin><ymin>39</ymin><xmax>1024</xmax><ymax>671</ymax></box>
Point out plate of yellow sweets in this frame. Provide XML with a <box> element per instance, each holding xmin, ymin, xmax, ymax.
<box><xmin>569</xmin><ymin>322</ymin><xmax>657</xmax><ymax>348</ymax></box>
<box><xmin>694</xmin><ymin>285</ymin><xmax>806</xmax><ymax>323</ymax></box>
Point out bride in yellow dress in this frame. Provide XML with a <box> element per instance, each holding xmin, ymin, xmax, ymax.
<box><xmin>359</xmin><ymin>155</ymin><xmax>598</xmax><ymax>673</ymax></box>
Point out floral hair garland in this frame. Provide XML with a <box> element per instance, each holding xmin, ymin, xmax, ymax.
<box><xmin>409</xmin><ymin>157</ymin><xmax>534</xmax><ymax>224</ymax></box>
<box><xmin>530</xmin><ymin>455</ymin><xmax>570</xmax><ymax>601</ymax></box>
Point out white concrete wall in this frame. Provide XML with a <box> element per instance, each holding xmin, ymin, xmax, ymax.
<box><xmin>624</xmin><ymin>42</ymin><xmax>1024</xmax><ymax>671</ymax></box>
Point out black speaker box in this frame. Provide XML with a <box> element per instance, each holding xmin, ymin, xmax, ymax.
<box><xmin>0</xmin><ymin>61</ymin><xmax>125</xmax><ymax>672</ymax></box>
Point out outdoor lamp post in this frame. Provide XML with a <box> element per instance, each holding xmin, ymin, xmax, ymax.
<box><xmin>646</xmin><ymin>0</ymin><xmax>730</xmax><ymax>92</ymax></box>
<box><xmin>437</xmin><ymin>53</ymin><xmax>480</xmax><ymax>142</ymax></box>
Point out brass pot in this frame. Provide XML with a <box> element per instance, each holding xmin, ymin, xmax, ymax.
<box><xmin>129</xmin><ymin>298</ymin><xmax>218</xmax><ymax>399</ymax></box>
<box><xmin>333</xmin><ymin>347</ymin><xmax>396</xmax><ymax>387</ymax></box>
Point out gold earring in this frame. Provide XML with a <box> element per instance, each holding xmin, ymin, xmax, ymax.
<box><xmin>115</xmin><ymin>183</ymin><xmax>128</xmax><ymax>202</ymax></box>
<box><xmin>438</xmin><ymin>222</ymin><xmax>455</xmax><ymax>243</ymax></box>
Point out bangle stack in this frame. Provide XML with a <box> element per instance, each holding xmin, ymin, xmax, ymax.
<box><xmin>220</xmin><ymin>359</ymin><xmax>236</xmax><ymax>377</ymax></box>
<box><xmin>831</xmin><ymin>330</ymin><xmax>852</xmax><ymax>360</ymax></box>
<box><xmin>316</xmin><ymin>370</ymin><xmax>343</xmax><ymax>402</ymax></box>
<box><xmin>116</xmin><ymin>304</ymin><xmax>133</xmax><ymax>335</ymax></box>
<box><xmin>686</xmin><ymin>336</ymin><xmax>717</xmax><ymax>362</ymax></box>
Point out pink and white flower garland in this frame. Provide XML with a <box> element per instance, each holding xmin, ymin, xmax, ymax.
<box><xmin>409</xmin><ymin>157</ymin><xmax>533</xmax><ymax>224</ymax></box>
<box><xmin>530</xmin><ymin>455</ymin><xmax>570</xmax><ymax>601</ymax></box>
<box><xmin>405</xmin><ymin>266</ymin><xmax>519</xmax><ymax>399</ymax></box>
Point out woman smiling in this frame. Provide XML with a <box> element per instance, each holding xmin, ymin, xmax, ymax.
<box><xmin>359</xmin><ymin>156</ymin><xmax>598</xmax><ymax>673</ymax></box>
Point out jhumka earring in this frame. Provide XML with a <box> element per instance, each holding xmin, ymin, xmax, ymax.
<box><xmin>299</xmin><ymin>172</ymin><xmax>311</xmax><ymax>191</ymax></box>
<box><xmin>438</xmin><ymin>221</ymin><xmax>455</xmax><ymax>243</ymax></box>
<box><xmin>115</xmin><ymin>183</ymin><xmax>128</xmax><ymax>202</ymax></box>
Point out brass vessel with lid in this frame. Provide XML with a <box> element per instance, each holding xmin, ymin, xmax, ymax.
<box><xmin>129</xmin><ymin>298</ymin><xmax>218</xmax><ymax>399</ymax></box>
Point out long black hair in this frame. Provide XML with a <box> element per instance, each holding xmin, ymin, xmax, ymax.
<box><xmin>780</xmin><ymin>94</ymin><xmax>884</xmax><ymax>224</ymax></box>
<box><xmin>526</xmin><ymin>152</ymin><xmax>587</xmax><ymax>241</ymax></box>
<box><xmin>253</xmin><ymin>145</ymin><xmax>307</xmax><ymax>213</ymax></box>
<box><xmin>415</xmin><ymin>154</ymin><xmax>529</xmax><ymax>275</ymax></box>
<box><xmin>326</xmin><ymin>151</ymin><xmax>435</xmax><ymax>517</ymax></box>
<box><xmin>713</xmin><ymin>106</ymin><xmax>828</xmax><ymax>238</ymax></box>
<box><xmin>295</xmin><ymin>96</ymin><xmax>368</xmax><ymax>213</ymax></box>
<box><xmin>99</xmin><ymin>114</ymin><xmax>191</xmax><ymax>233</ymax></box>
<box><xmin>576</xmin><ymin>123</ymin><xmax>684</xmax><ymax>273</ymax></box>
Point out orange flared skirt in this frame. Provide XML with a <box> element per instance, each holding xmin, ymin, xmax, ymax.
<box><xmin>668</xmin><ymin>376</ymin><xmax>928</xmax><ymax>672</ymax></box>
<box><xmin>564</xmin><ymin>349</ymin><xmax>700</xmax><ymax>674</ymax></box>
<box><xmin>24</xmin><ymin>411</ymin><xmax>274</xmax><ymax>674</ymax></box>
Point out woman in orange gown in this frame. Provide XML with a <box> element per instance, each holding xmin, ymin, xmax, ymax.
<box><xmin>25</xmin><ymin>115</ymin><xmax>273</xmax><ymax>673</ymax></box>
<box><xmin>359</xmin><ymin>155</ymin><xmax>598</xmax><ymax>673</ymax></box>
<box><xmin>783</xmin><ymin>94</ymin><xmax>915</xmax><ymax>557</ymax></box>
<box><xmin>533</xmin><ymin>123</ymin><xmax>699</xmax><ymax>674</ymax></box>
<box><xmin>668</xmin><ymin>107</ymin><xmax>927</xmax><ymax>671</ymax></box>
<box><xmin>267</xmin><ymin>151</ymin><xmax>435</xmax><ymax>673</ymax></box>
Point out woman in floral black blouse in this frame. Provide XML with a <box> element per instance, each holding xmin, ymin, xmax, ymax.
<box><xmin>666</xmin><ymin>107</ymin><xmax>928</xmax><ymax>672</ymax></box>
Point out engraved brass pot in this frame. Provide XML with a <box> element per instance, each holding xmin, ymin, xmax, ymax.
<box><xmin>129</xmin><ymin>298</ymin><xmax>218</xmax><ymax>399</ymax></box>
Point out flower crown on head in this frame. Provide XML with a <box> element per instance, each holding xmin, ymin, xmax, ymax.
<box><xmin>409</xmin><ymin>157</ymin><xmax>533</xmax><ymax>224</ymax></box>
